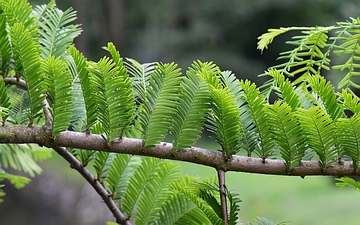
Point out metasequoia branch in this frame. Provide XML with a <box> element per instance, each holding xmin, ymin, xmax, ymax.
<box><xmin>52</xmin><ymin>146</ymin><xmax>131</xmax><ymax>225</ymax></box>
<box><xmin>3</xmin><ymin>77</ymin><xmax>130</xmax><ymax>224</ymax></box>
<box><xmin>0</xmin><ymin>125</ymin><xmax>358</xmax><ymax>177</ymax></box>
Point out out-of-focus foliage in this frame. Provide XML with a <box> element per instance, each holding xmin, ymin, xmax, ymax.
<box><xmin>30</xmin><ymin>0</ymin><xmax>360</xmax><ymax>82</ymax></box>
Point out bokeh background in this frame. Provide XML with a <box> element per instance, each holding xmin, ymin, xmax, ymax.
<box><xmin>1</xmin><ymin>0</ymin><xmax>360</xmax><ymax>224</ymax></box>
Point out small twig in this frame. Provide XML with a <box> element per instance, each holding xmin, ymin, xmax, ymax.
<box><xmin>217</xmin><ymin>169</ymin><xmax>228</xmax><ymax>224</ymax></box>
<box><xmin>4</xmin><ymin>77</ymin><xmax>130</xmax><ymax>224</ymax></box>
<box><xmin>3</xmin><ymin>77</ymin><xmax>52</xmax><ymax>127</ymax></box>
<box><xmin>52</xmin><ymin>146</ymin><xmax>131</xmax><ymax>225</ymax></box>
<box><xmin>3</xmin><ymin>77</ymin><xmax>27</xmax><ymax>88</ymax></box>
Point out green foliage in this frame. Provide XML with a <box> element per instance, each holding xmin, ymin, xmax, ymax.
<box><xmin>257</xmin><ymin>28</ymin><xmax>289</xmax><ymax>53</ymax></box>
<box><xmin>335</xmin><ymin>177</ymin><xmax>360</xmax><ymax>191</ymax></box>
<box><xmin>0</xmin><ymin>12</ymin><xmax>12</xmax><ymax>72</ymax></box>
<box><xmin>0</xmin><ymin>78</ymin><xmax>11</xmax><ymax>124</ymax></box>
<box><xmin>9</xmin><ymin>22</ymin><xmax>45</xmax><ymax>124</ymax></box>
<box><xmin>336</xmin><ymin>115</ymin><xmax>360</xmax><ymax>171</ymax></box>
<box><xmin>207</xmin><ymin>87</ymin><xmax>242</xmax><ymax>156</ymax></box>
<box><xmin>92</xmin><ymin>155</ymin><xmax>235</xmax><ymax>225</ymax></box>
<box><xmin>240</xmin><ymin>80</ymin><xmax>275</xmax><ymax>159</ymax></box>
<box><xmin>103</xmin><ymin>43</ymin><xmax>135</xmax><ymax>137</ymax></box>
<box><xmin>5</xmin><ymin>1</ymin><xmax>360</xmax><ymax>224</ymax></box>
<box><xmin>264</xmin><ymin>101</ymin><xmax>306</xmax><ymax>171</ymax></box>
<box><xmin>306</xmin><ymin>75</ymin><xmax>343</xmax><ymax>120</ymax></box>
<box><xmin>259</xmin><ymin>27</ymin><xmax>330</xmax><ymax>80</ymax></box>
<box><xmin>0</xmin><ymin>144</ymin><xmax>52</xmax><ymax>177</ymax></box>
<box><xmin>171</xmin><ymin>71</ymin><xmax>211</xmax><ymax>151</ymax></box>
<box><xmin>43</xmin><ymin>56</ymin><xmax>73</xmax><ymax>136</ymax></box>
<box><xmin>333</xmin><ymin>18</ymin><xmax>360</xmax><ymax>90</ymax></box>
<box><xmin>0</xmin><ymin>169</ymin><xmax>31</xmax><ymax>189</ymax></box>
<box><xmin>296</xmin><ymin>106</ymin><xmax>337</xmax><ymax>168</ymax></box>
<box><xmin>268</xmin><ymin>69</ymin><xmax>301</xmax><ymax>110</ymax></box>
<box><xmin>125</xmin><ymin>58</ymin><xmax>155</xmax><ymax>104</ymax></box>
<box><xmin>170</xmin><ymin>175</ymin><xmax>225</xmax><ymax>225</ymax></box>
<box><xmin>139</xmin><ymin>63</ymin><xmax>182</xmax><ymax>147</ymax></box>
<box><xmin>68</xmin><ymin>46</ymin><xmax>98</xmax><ymax>130</ymax></box>
<box><xmin>36</xmin><ymin>6</ymin><xmax>81</xmax><ymax>58</ymax></box>
<box><xmin>7</xmin><ymin>87</ymin><xmax>30</xmax><ymax>125</ymax></box>
<box><xmin>0</xmin><ymin>183</ymin><xmax>4</xmax><ymax>203</ymax></box>
<box><xmin>246</xmin><ymin>216</ymin><xmax>288</xmax><ymax>225</ymax></box>
<box><xmin>87</xmin><ymin>51</ymin><xmax>134</xmax><ymax>144</ymax></box>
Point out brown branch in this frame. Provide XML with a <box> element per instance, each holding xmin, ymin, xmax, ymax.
<box><xmin>3</xmin><ymin>77</ymin><xmax>129</xmax><ymax>223</ymax></box>
<box><xmin>0</xmin><ymin>125</ymin><xmax>358</xmax><ymax>177</ymax></box>
<box><xmin>52</xmin><ymin>146</ymin><xmax>131</xmax><ymax>225</ymax></box>
<box><xmin>3</xmin><ymin>77</ymin><xmax>52</xmax><ymax>127</ymax></box>
<box><xmin>217</xmin><ymin>170</ymin><xmax>228</xmax><ymax>224</ymax></box>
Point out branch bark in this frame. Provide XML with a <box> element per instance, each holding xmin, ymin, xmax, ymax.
<box><xmin>217</xmin><ymin>170</ymin><xmax>228</xmax><ymax>224</ymax></box>
<box><xmin>0</xmin><ymin>124</ymin><xmax>358</xmax><ymax>177</ymax></box>
<box><xmin>52</xmin><ymin>146</ymin><xmax>131</xmax><ymax>225</ymax></box>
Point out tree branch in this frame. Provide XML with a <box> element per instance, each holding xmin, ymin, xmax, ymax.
<box><xmin>3</xmin><ymin>77</ymin><xmax>130</xmax><ymax>223</ymax></box>
<box><xmin>52</xmin><ymin>146</ymin><xmax>131</xmax><ymax>225</ymax></box>
<box><xmin>0</xmin><ymin>124</ymin><xmax>358</xmax><ymax>177</ymax></box>
<box><xmin>217</xmin><ymin>170</ymin><xmax>228</xmax><ymax>223</ymax></box>
<box><xmin>3</xmin><ymin>77</ymin><xmax>52</xmax><ymax>127</ymax></box>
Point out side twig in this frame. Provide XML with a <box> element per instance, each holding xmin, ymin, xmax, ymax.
<box><xmin>4</xmin><ymin>77</ymin><xmax>131</xmax><ymax>224</ymax></box>
<box><xmin>53</xmin><ymin>146</ymin><xmax>131</xmax><ymax>225</ymax></box>
<box><xmin>217</xmin><ymin>169</ymin><xmax>228</xmax><ymax>224</ymax></box>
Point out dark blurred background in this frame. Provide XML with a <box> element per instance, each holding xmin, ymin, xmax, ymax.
<box><xmin>1</xmin><ymin>0</ymin><xmax>360</xmax><ymax>224</ymax></box>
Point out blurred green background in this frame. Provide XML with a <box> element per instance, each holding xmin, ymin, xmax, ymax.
<box><xmin>1</xmin><ymin>0</ymin><xmax>360</xmax><ymax>224</ymax></box>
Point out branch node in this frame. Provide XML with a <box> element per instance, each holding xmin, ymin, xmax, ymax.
<box><xmin>355</xmin><ymin>169</ymin><xmax>360</xmax><ymax>176</ymax></box>
<box><xmin>109</xmin><ymin>192</ymin><xmax>116</xmax><ymax>199</ymax></box>
<box><xmin>15</xmin><ymin>73</ymin><xmax>20</xmax><ymax>81</ymax></box>
<box><xmin>261</xmin><ymin>157</ymin><xmax>266</xmax><ymax>164</ymax></box>
<box><xmin>171</xmin><ymin>150</ymin><xmax>178</xmax><ymax>157</ymax></box>
<box><xmin>337</xmin><ymin>157</ymin><xmax>343</xmax><ymax>164</ymax></box>
<box><xmin>321</xmin><ymin>167</ymin><xmax>326</xmax><ymax>174</ymax></box>
<box><xmin>85</xmin><ymin>126</ymin><xmax>90</xmax><ymax>134</ymax></box>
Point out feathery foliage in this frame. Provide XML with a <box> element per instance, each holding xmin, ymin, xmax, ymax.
<box><xmin>240</xmin><ymin>80</ymin><xmax>275</xmax><ymax>159</ymax></box>
<box><xmin>333</xmin><ymin>18</ymin><xmax>360</xmax><ymax>90</ymax></box>
<box><xmin>103</xmin><ymin>42</ymin><xmax>135</xmax><ymax>137</ymax></box>
<box><xmin>296</xmin><ymin>106</ymin><xmax>337</xmax><ymax>168</ymax></box>
<box><xmin>335</xmin><ymin>177</ymin><xmax>360</xmax><ymax>191</ymax></box>
<box><xmin>87</xmin><ymin>53</ymin><xmax>133</xmax><ymax>144</ymax></box>
<box><xmin>265</xmin><ymin>101</ymin><xmax>306</xmax><ymax>171</ymax></box>
<box><xmin>171</xmin><ymin>175</ymin><xmax>225</xmax><ymax>225</ymax></box>
<box><xmin>207</xmin><ymin>87</ymin><xmax>242</xmax><ymax>156</ymax></box>
<box><xmin>68</xmin><ymin>46</ymin><xmax>98</xmax><ymax>130</ymax></box>
<box><xmin>336</xmin><ymin>115</ymin><xmax>360</xmax><ymax>171</ymax></box>
<box><xmin>0</xmin><ymin>13</ymin><xmax>12</xmax><ymax>72</ymax></box>
<box><xmin>0</xmin><ymin>144</ymin><xmax>51</xmax><ymax>177</ymax></box>
<box><xmin>9</xmin><ymin>22</ymin><xmax>45</xmax><ymax>124</ymax></box>
<box><xmin>125</xmin><ymin>58</ymin><xmax>155</xmax><ymax>104</ymax></box>
<box><xmin>139</xmin><ymin>63</ymin><xmax>182</xmax><ymax>148</ymax></box>
<box><xmin>5</xmin><ymin>1</ymin><xmax>360</xmax><ymax>224</ymax></box>
<box><xmin>268</xmin><ymin>69</ymin><xmax>301</xmax><ymax>110</ymax></box>
<box><xmin>307</xmin><ymin>75</ymin><xmax>343</xmax><ymax>120</ymax></box>
<box><xmin>0</xmin><ymin>78</ymin><xmax>11</xmax><ymax>124</ymax></box>
<box><xmin>171</xmin><ymin>71</ymin><xmax>211</xmax><ymax>150</ymax></box>
<box><xmin>37</xmin><ymin>6</ymin><xmax>81</xmax><ymax>58</ymax></box>
<box><xmin>42</xmin><ymin>56</ymin><xmax>73</xmax><ymax>136</ymax></box>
